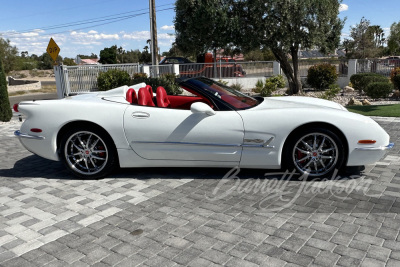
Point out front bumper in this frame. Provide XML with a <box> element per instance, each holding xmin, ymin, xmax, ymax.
<box><xmin>14</xmin><ymin>130</ymin><xmax>45</xmax><ymax>140</ymax></box>
<box><xmin>355</xmin><ymin>142</ymin><xmax>394</xmax><ymax>151</ymax></box>
<box><xmin>348</xmin><ymin>142</ymin><xmax>395</xmax><ymax>166</ymax></box>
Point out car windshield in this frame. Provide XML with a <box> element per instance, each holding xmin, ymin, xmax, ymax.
<box><xmin>189</xmin><ymin>77</ymin><xmax>260</xmax><ymax>110</ymax></box>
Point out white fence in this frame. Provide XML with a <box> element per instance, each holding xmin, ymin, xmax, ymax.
<box><xmin>55</xmin><ymin>59</ymin><xmax>394</xmax><ymax>98</ymax></box>
<box><xmin>54</xmin><ymin>63</ymin><xmax>140</xmax><ymax>97</ymax></box>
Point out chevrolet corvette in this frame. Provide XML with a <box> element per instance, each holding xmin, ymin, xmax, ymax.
<box><xmin>14</xmin><ymin>77</ymin><xmax>394</xmax><ymax>179</ymax></box>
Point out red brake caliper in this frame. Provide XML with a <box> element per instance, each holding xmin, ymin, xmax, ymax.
<box><xmin>98</xmin><ymin>146</ymin><xmax>105</xmax><ymax>157</ymax></box>
<box><xmin>297</xmin><ymin>151</ymin><xmax>305</xmax><ymax>163</ymax></box>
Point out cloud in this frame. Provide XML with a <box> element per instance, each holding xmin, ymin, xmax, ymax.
<box><xmin>70</xmin><ymin>31</ymin><xmax>119</xmax><ymax>40</ymax></box>
<box><xmin>69</xmin><ymin>30</ymin><xmax>119</xmax><ymax>45</ymax></box>
<box><xmin>339</xmin><ymin>3</ymin><xmax>348</xmax><ymax>12</ymax></box>
<box><xmin>121</xmin><ymin>31</ymin><xmax>150</xmax><ymax>40</ymax></box>
<box><xmin>121</xmin><ymin>31</ymin><xmax>175</xmax><ymax>40</ymax></box>
<box><xmin>160</xmin><ymin>25</ymin><xmax>174</xmax><ymax>31</ymax></box>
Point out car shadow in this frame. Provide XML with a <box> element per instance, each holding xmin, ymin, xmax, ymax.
<box><xmin>0</xmin><ymin>154</ymin><xmax>365</xmax><ymax>182</ymax></box>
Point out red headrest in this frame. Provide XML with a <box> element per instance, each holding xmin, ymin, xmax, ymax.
<box><xmin>138</xmin><ymin>87</ymin><xmax>155</xmax><ymax>106</ymax></box>
<box><xmin>145</xmin><ymin>85</ymin><xmax>153</xmax><ymax>97</ymax></box>
<box><xmin>126</xmin><ymin>88</ymin><xmax>138</xmax><ymax>104</ymax></box>
<box><xmin>156</xmin><ymin>86</ymin><xmax>170</xmax><ymax>108</ymax></box>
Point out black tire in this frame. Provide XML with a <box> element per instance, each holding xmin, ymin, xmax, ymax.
<box><xmin>59</xmin><ymin>125</ymin><xmax>118</xmax><ymax>179</ymax></box>
<box><xmin>283</xmin><ymin>127</ymin><xmax>346</xmax><ymax>178</ymax></box>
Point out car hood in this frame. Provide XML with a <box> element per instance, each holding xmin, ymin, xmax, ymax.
<box><xmin>252</xmin><ymin>96</ymin><xmax>347</xmax><ymax>111</ymax></box>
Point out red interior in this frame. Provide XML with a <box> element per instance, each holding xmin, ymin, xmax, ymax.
<box><xmin>167</xmin><ymin>96</ymin><xmax>209</xmax><ymax>110</ymax></box>
<box><xmin>126</xmin><ymin>88</ymin><xmax>138</xmax><ymax>104</ymax></box>
<box><xmin>138</xmin><ymin>87</ymin><xmax>155</xmax><ymax>106</ymax></box>
<box><xmin>156</xmin><ymin>86</ymin><xmax>171</xmax><ymax>108</ymax></box>
<box><xmin>132</xmin><ymin>85</ymin><xmax>213</xmax><ymax>110</ymax></box>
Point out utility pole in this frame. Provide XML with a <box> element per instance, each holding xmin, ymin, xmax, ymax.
<box><xmin>149</xmin><ymin>0</ymin><xmax>158</xmax><ymax>69</ymax></box>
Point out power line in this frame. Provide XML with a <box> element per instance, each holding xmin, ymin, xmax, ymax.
<box><xmin>0</xmin><ymin>3</ymin><xmax>174</xmax><ymax>37</ymax></box>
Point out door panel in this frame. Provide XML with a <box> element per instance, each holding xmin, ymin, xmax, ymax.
<box><xmin>123</xmin><ymin>105</ymin><xmax>244</xmax><ymax>162</ymax></box>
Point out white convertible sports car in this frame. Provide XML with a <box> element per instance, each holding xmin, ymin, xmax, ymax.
<box><xmin>14</xmin><ymin>77</ymin><xmax>394</xmax><ymax>179</ymax></box>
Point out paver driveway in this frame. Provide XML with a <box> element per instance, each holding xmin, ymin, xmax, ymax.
<box><xmin>0</xmin><ymin>116</ymin><xmax>399</xmax><ymax>266</ymax></box>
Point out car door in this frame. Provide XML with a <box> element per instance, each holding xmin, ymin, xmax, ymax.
<box><xmin>123</xmin><ymin>105</ymin><xmax>244</xmax><ymax>162</ymax></box>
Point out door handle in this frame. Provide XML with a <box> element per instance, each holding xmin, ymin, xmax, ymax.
<box><xmin>132</xmin><ymin>112</ymin><xmax>150</xmax><ymax>119</ymax></box>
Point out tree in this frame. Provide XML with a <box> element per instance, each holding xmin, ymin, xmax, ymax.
<box><xmin>162</xmin><ymin>42</ymin><xmax>186</xmax><ymax>58</ymax></box>
<box><xmin>244</xmin><ymin>49</ymin><xmax>264</xmax><ymax>61</ymax></box>
<box><xmin>369</xmin><ymin>25</ymin><xmax>385</xmax><ymax>48</ymax></box>
<box><xmin>232</xmin><ymin>0</ymin><xmax>344</xmax><ymax>94</ymax></box>
<box><xmin>125</xmin><ymin>49</ymin><xmax>141</xmax><ymax>63</ymax></box>
<box><xmin>63</xmin><ymin>57</ymin><xmax>76</xmax><ymax>66</ymax></box>
<box><xmin>339</xmin><ymin>39</ymin><xmax>353</xmax><ymax>57</ymax></box>
<box><xmin>346</xmin><ymin>18</ymin><xmax>384</xmax><ymax>58</ymax></box>
<box><xmin>175</xmin><ymin>0</ymin><xmax>233</xmax><ymax>61</ymax></box>
<box><xmin>78</xmin><ymin>53</ymin><xmax>98</xmax><ymax>59</ymax></box>
<box><xmin>37</xmin><ymin>52</ymin><xmax>61</xmax><ymax>69</ymax></box>
<box><xmin>0</xmin><ymin>57</ymin><xmax>12</xmax><ymax>122</ymax></box>
<box><xmin>388</xmin><ymin>21</ymin><xmax>400</xmax><ymax>56</ymax></box>
<box><xmin>140</xmin><ymin>48</ymin><xmax>151</xmax><ymax>63</ymax></box>
<box><xmin>99</xmin><ymin>45</ymin><xmax>117</xmax><ymax>64</ymax></box>
<box><xmin>0</xmin><ymin>38</ymin><xmax>18</xmax><ymax>74</ymax></box>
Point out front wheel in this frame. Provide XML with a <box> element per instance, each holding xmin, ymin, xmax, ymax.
<box><xmin>283</xmin><ymin>128</ymin><xmax>346</xmax><ymax>178</ymax></box>
<box><xmin>60</xmin><ymin>126</ymin><xmax>118</xmax><ymax>179</ymax></box>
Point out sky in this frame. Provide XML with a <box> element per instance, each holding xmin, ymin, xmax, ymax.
<box><xmin>0</xmin><ymin>0</ymin><xmax>399</xmax><ymax>59</ymax></box>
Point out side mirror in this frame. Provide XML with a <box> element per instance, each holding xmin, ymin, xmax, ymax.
<box><xmin>190</xmin><ymin>102</ymin><xmax>216</xmax><ymax>116</ymax></box>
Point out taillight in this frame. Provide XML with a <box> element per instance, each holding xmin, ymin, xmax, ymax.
<box><xmin>30</xmin><ymin>128</ymin><xmax>42</xmax><ymax>133</ymax></box>
<box><xmin>358</xmin><ymin>140</ymin><xmax>376</xmax><ymax>144</ymax></box>
<box><xmin>13</xmin><ymin>103</ymin><xmax>19</xmax><ymax>112</ymax></box>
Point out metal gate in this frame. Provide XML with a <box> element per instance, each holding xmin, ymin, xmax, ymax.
<box><xmin>54</xmin><ymin>63</ymin><xmax>140</xmax><ymax>97</ymax></box>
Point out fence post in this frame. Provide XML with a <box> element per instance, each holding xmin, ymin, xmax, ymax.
<box><xmin>273</xmin><ymin>61</ymin><xmax>281</xmax><ymax>75</ymax></box>
<box><xmin>54</xmin><ymin>65</ymin><xmax>65</xmax><ymax>99</ymax></box>
<box><xmin>173</xmin><ymin>64</ymin><xmax>180</xmax><ymax>76</ymax></box>
<box><xmin>143</xmin><ymin>65</ymin><xmax>150</xmax><ymax>77</ymax></box>
<box><xmin>348</xmin><ymin>59</ymin><xmax>357</xmax><ymax>83</ymax></box>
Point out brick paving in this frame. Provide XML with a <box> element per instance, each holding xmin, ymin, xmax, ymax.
<box><xmin>0</xmin><ymin>116</ymin><xmax>399</xmax><ymax>266</ymax></box>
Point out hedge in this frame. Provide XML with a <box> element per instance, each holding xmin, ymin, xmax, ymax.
<box><xmin>365</xmin><ymin>82</ymin><xmax>393</xmax><ymax>99</ymax></box>
<box><xmin>350</xmin><ymin>73</ymin><xmax>382</xmax><ymax>92</ymax></box>
<box><xmin>307</xmin><ymin>63</ymin><xmax>338</xmax><ymax>90</ymax></box>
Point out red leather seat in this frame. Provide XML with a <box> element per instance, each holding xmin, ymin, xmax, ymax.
<box><xmin>126</xmin><ymin>88</ymin><xmax>138</xmax><ymax>104</ymax></box>
<box><xmin>138</xmin><ymin>87</ymin><xmax>155</xmax><ymax>106</ymax></box>
<box><xmin>156</xmin><ymin>86</ymin><xmax>170</xmax><ymax>108</ymax></box>
<box><xmin>145</xmin><ymin>85</ymin><xmax>153</xmax><ymax>97</ymax></box>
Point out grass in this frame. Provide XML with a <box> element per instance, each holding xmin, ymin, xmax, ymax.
<box><xmin>347</xmin><ymin>104</ymin><xmax>400</xmax><ymax>117</ymax></box>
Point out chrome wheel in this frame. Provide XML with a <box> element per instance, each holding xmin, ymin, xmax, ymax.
<box><xmin>64</xmin><ymin>131</ymin><xmax>108</xmax><ymax>176</ymax></box>
<box><xmin>292</xmin><ymin>132</ymin><xmax>339</xmax><ymax>177</ymax></box>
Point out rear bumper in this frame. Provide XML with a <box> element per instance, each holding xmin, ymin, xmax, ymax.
<box><xmin>14</xmin><ymin>130</ymin><xmax>45</xmax><ymax>140</ymax></box>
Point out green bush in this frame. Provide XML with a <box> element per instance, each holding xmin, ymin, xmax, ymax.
<box><xmin>97</xmin><ymin>69</ymin><xmax>131</xmax><ymax>91</ymax></box>
<box><xmin>132</xmin><ymin>72</ymin><xmax>148</xmax><ymax>79</ymax></box>
<box><xmin>365</xmin><ymin>82</ymin><xmax>393</xmax><ymax>99</ymax></box>
<box><xmin>321</xmin><ymin>84</ymin><xmax>341</xmax><ymax>100</ymax></box>
<box><xmin>307</xmin><ymin>63</ymin><xmax>338</xmax><ymax>90</ymax></box>
<box><xmin>230</xmin><ymin>83</ymin><xmax>243</xmax><ymax>91</ymax></box>
<box><xmin>132</xmin><ymin>73</ymin><xmax>182</xmax><ymax>95</ymax></box>
<box><xmin>0</xmin><ymin>58</ymin><xmax>12</xmax><ymax>122</ymax></box>
<box><xmin>390</xmin><ymin>67</ymin><xmax>400</xmax><ymax>90</ymax></box>
<box><xmin>358</xmin><ymin>75</ymin><xmax>389</xmax><ymax>93</ymax></box>
<box><xmin>268</xmin><ymin>75</ymin><xmax>286</xmax><ymax>88</ymax></box>
<box><xmin>253</xmin><ymin>75</ymin><xmax>285</xmax><ymax>97</ymax></box>
<box><xmin>350</xmin><ymin>73</ymin><xmax>382</xmax><ymax>92</ymax></box>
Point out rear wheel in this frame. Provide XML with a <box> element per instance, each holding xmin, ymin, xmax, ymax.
<box><xmin>60</xmin><ymin>126</ymin><xmax>118</xmax><ymax>179</ymax></box>
<box><xmin>283</xmin><ymin>127</ymin><xmax>345</xmax><ymax>178</ymax></box>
